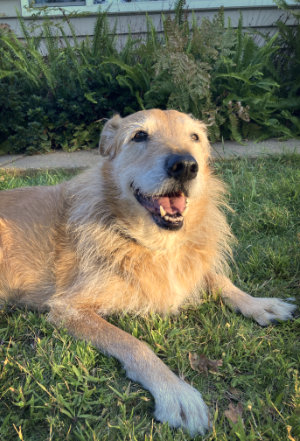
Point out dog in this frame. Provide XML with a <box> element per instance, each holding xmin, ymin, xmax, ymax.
<box><xmin>0</xmin><ymin>109</ymin><xmax>296</xmax><ymax>436</ymax></box>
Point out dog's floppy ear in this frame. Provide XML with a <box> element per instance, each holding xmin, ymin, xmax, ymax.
<box><xmin>99</xmin><ymin>114</ymin><xmax>122</xmax><ymax>158</ymax></box>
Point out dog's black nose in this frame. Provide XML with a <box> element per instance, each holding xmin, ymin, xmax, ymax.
<box><xmin>165</xmin><ymin>154</ymin><xmax>198</xmax><ymax>182</ymax></box>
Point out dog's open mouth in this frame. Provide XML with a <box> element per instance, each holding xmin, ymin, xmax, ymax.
<box><xmin>133</xmin><ymin>187</ymin><xmax>187</xmax><ymax>230</ymax></box>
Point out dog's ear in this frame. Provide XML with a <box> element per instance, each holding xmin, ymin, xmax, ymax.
<box><xmin>99</xmin><ymin>114</ymin><xmax>122</xmax><ymax>158</ymax></box>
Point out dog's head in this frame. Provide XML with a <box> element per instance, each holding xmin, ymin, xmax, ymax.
<box><xmin>99</xmin><ymin>109</ymin><xmax>211</xmax><ymax>239</ymax></box>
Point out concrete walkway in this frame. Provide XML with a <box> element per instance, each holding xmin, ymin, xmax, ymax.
<box><xmin>1</xmin><ymin>139</ymin><xmax>300</xmax><ymax>171</ymax></box>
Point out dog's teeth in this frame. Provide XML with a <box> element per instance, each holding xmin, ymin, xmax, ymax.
<box><xmin>162</xmin><ymin>214</ymin><xmax>183</xmax><ymax>223</ymax></box>
<box><xmin>159</xmin><ymin>205</ymin><xmax>167</xmax><ymax>217</ymax></box>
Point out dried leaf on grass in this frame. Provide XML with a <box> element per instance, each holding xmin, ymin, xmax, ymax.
<box><xmin>224</xmin><ymin>401</ymin><xmax>243</xmax><ymax>424</ymax></box>
<box><xmin>188</xmin><ymin>352</ymin><xmax>223</xmax><ymax>374</ymax></box>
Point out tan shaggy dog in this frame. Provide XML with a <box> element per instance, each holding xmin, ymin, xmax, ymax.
<box><xmin>0</xmin><ymin>109</ymin><xmax>296</xmax><ymax>436</ymax></box>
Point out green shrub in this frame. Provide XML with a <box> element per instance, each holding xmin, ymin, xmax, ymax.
<box><xmin>0</xmin><ymin>1</ymin><xmax>299</xmax><ymax>154</ymax></box>
<box><xmin>273</xmin><ymin>0</ymin><xmax>300</xmax><ymax>103</ymax></box>
<box><xmin>0</xmin><ymin>13</ymin><xmax>141</xmax><ymax>154</ymax></box>
<box><xmin>143</xmin><ymin>9</ymin><xmax>299</xmax><ymax>142</ymax></box>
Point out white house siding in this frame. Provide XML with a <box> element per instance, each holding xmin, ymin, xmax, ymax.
<box><xmin>0</xmin><ymin>0</ymin><xmax>20</xmax><ymax>17</ymax></box>
<box><xmin>0</xmin><ymin>0</ymin><xmax>298</xmax><ymax>47</ymax></box>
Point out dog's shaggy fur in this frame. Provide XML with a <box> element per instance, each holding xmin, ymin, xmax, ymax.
<box><xmin>0</xmin><ymin>109</ymin><xmax>295</xmax><ymax>436</ymax></box>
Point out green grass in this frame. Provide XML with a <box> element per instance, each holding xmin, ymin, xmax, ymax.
<box><xmin>0</xmin><ymin>156</ymin><xmax>299</xmax><ymax>441</ymax></box>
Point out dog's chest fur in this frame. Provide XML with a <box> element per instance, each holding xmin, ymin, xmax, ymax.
<box><xmin>58</xmin><ymin>224</ymin><xmax>211</xmax><ymax>315</ymax></box>
<box><xmin>118</xmin><ymin>244</ymin><xmax>203</xmax><ymax>313</ymax></box>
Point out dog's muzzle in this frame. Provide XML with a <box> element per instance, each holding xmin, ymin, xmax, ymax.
<box><xmin>133</xmin><ymin>154</ymin><xmax>198</xmax><ymax>231</ymax></box>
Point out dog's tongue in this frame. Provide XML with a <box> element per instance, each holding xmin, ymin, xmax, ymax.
<box><xmin>156</xmin><ymin>193</ymin><xmax>186</xmax><ymax>215</ymax></box>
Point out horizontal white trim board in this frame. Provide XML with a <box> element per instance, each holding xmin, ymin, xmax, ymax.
<box><xmin>20</xmin><ymin>0</ymin><xmax>299</xmax><ymax>16</ymax></box>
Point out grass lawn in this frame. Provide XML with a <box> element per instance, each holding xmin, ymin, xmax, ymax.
<box><xmin>0</xmin><ymin>155</ymin><xmax>299</xmax><ymax>441</ymax></box>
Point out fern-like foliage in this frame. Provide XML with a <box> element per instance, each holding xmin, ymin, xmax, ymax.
<box><xmin>0</xmin><ymin>3</ymin><xmax>299</xmax><ymax>154</ymax></box>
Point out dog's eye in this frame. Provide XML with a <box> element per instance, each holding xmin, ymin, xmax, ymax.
<box><xmin>133</xmin><ymin>131</ymin><xmax>148</xmax><ymax>142</ymax></box>
<box><xmin>191</xmin><ymin>133</ymin><xmax>199</xmax><ymax>141</ymax></box>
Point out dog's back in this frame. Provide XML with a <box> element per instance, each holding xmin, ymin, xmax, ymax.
<box><xmin>0</xmin><ymin>184</ymin><xmax>64</xmax><ymax>309</ymax></box>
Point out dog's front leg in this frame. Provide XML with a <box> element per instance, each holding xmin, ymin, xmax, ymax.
<box><xmin>49</xmin><ymin>304</ymin><xmax>210</xmax><ymax>436</ymax></box>
<box><xmin>208</xmin><ymin>274</ymin><xmax>296</xmax><ymax>326</ymax></box>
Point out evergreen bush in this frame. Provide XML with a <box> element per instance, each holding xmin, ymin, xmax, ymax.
<box><xmin>0</xmin><ymin>1</ymin><xmax>299</xmax><ymax>154</ymax></box>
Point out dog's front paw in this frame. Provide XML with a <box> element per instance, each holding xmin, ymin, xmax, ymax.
<box><xmin>250</xmin><ymin>297</ymin><xmax>296</xmax><ymax>326</ymax></box>
<box><xmin>154</xmin><ymin>378</ymin><xmax>211</xmax><ymax>436</ymax></box>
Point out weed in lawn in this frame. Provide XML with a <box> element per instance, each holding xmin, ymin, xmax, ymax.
<box><xmin>0</xmin><ymin>155</ymin><xmax>299</xmax><ymax>440</ymax></box>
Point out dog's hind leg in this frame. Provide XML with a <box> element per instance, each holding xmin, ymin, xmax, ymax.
<box><xmin>207</xmin><ymin>274</ymin><xmax>296</xmax><ymax>326</ymax></box>
<box><xmin>48</xmin><ymin>304</ymin><xmax>211</xmax><ymax>436</ymax></box>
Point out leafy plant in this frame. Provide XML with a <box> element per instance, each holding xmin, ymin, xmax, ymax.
<box><xmin>144</xmin><ymin>7</ymin><xmax>299</xmax><ymax>142</ymax></box>
<box><xmin>0</xmin><ymin>12</ymin><xmax>140</xmax><ymax>154</ymax></box>
<box><xmin>0</xmin><ymin>1</ymin><xmax>299</xmax><ymax>154</ymax></box>
<box><xmin>273</xmin><ymin>0</ymin><xmax>300</xmax><ymax>100</ymax></box>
